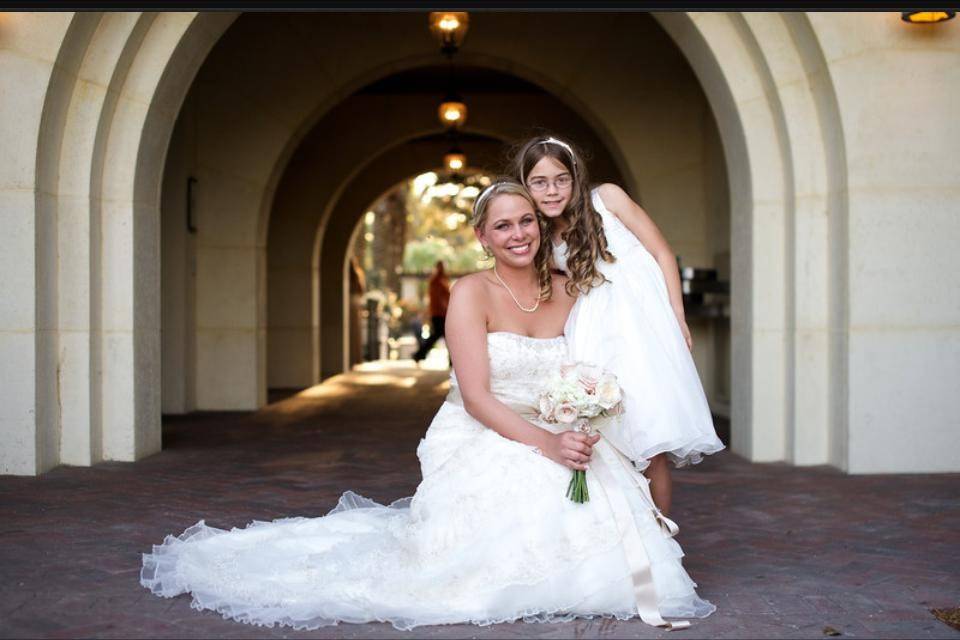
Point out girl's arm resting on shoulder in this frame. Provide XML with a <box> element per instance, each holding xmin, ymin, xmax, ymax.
<box><xmin>444</xmin><ymin>279</ymin><xmax>594</xmax><ymax>470</ymax></box>
<box><xmin>597</xmin><ymin>183</ymin><xmax>693</xmax><ymax>349</ymax></box>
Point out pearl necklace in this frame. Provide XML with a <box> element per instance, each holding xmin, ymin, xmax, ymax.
<box><xmin>493</xmin><ymin>265</ymin><xmax>542</xmax><ymax>313</ymax></box>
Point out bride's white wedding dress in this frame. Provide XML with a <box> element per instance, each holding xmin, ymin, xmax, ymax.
<box><xmin>140</xmin><ymin>332</ymin><xmax>715</xmax><ymax>631</ymax></box>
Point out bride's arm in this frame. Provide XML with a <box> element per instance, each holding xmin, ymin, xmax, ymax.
<box><xmin>445</xmin><ymin>276</ymin><xmax>594</xmax><ymax>471</ymax></box>
<box><xmin>595</xmin><ymin>182</ymin><xmax>693</xmax><ymax>350</ymax></box>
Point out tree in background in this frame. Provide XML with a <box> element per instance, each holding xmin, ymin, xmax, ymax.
<box><xmin>401</xmin><ymin>170</ymin><xmax>491</xmax><ymax>275</ymax></box>
<box><xmin>351</xmin><ymin>170</ymin><xmax>493</xmax><ymax>352</ymax></box>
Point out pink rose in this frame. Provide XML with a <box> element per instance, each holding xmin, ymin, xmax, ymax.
<box><xmin>577</xmin><ymin>363</ymin><xmax>603</xmax><ymax>393</ymax></box>
<box><xmin>555</xmin><ymin>402</ymin><xmax>578</xmax><ymax>424</ymax></box>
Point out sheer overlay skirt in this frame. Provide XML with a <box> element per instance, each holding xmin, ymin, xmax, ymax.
<box><xmin>141</xmin><ymin>400</ymin><xmax>715</xmax><ymax>631</ymax></box>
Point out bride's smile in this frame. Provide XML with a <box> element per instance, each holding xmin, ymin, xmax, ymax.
<box><xmin>506</xmin><ymin>241</ymin><xmax>531</xmax><ymax>256</ymax></box>
<box><xmin>474</xmin><ymin>193</ymin><xmax>540</xmax><ymax>269</ymax></box>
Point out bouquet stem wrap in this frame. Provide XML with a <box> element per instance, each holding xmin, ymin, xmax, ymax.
<box><xmin>566</xmin><ymin>419</ymin><xmax>593</xmax><ymax>503</ymax></box>
<box><xmin>567</xmin><ymin>470</ymin><xmax>589</xmax><ymax>502</ymax></box>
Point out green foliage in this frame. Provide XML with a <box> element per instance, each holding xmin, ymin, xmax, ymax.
<box><xmin>350</xmin><ymin>170</ymin><xmax>494</xmax><ymax>351</ymax></box>
<box><xmin>403</xmin><ymin>237</ymin><xmax>488</xmax><ymax>274</ymax></box>
<box><xmin>399</xmin><ymin>170</ymin><xmax>492</xmax><ymax>275</ymax></box>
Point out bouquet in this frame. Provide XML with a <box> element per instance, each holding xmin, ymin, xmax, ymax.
<box><xmin>538</xmin><ymin>362</ymin><xmax>624</xmax><ymax>503</ymax></box>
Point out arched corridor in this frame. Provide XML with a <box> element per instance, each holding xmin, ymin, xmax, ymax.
<box><xmin>3</xmin><ymin>7</ymin><xmax>960</xmax><ymax>637</ymax></box>
<box><xmin>3</xmin><ymin>10</ymin><xmax>959</xmax><ymax>477</ymax></box>
<box><xmin>159</xmin><ymin>10</ymin><xmax>739</xmax><ymax>464</ymax></box>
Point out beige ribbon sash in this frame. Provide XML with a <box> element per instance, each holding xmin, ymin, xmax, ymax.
<box><xmin>590</xmin><ymin>431</ymin><xmax>689</xmax><ymax>630</ymax></box>
<box><xmin>445</xmin><ymin>389</ymin><xmax>690</xmax><ymax>630</ymax></box>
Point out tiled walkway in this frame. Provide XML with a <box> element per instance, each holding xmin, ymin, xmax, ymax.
<box><xmin>2</xmin><ymin>363</ymin><xmax>958</xmax><ymax>639</ymax></box>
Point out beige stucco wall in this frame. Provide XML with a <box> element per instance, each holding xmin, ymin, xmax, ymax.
<box><xmin>160</xmin><ymin>92</ymin><xmax>197</xmax><ymax>414</ymax></box>
<box><xmin>807</xmin><ymin>13</ymin><xmax>960</xmax><ymax>473</ymax></box>
<box><xmin>0</xmin><ymin>12</ymin><xmax>75</xmax><ymax>475</ymax></box>
<box><xmin>1</xmin><ymin>11</ymin><xmax>236</xmax><ymax>474</ymax></box>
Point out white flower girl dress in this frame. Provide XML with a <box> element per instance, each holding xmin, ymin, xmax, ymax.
<box><xmin>552</xmin><ymin>189</ymin><xmax>725</xmax><ymax>468</ymax></box>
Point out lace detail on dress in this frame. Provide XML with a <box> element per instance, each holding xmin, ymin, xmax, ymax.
<box><xmin>448</xmin><ymin>332</ymin><xmax>567</xmax><ymax>406</ymax></box>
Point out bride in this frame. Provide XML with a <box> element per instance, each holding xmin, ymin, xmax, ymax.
<box><xmin>140</xmin><ymin>179</ymin><xmax>716</xmax><ymax>631</ymax></box>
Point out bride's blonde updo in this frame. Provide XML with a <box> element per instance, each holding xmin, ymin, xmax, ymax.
<box><xmin>509</xmin><ymin>135</ymin><xmax>615</xmax><ymax>297</ymax></box>
<box><xmin>472</xmin><ymin>178</ymin><xmax>553</xmax><ymax>303</ymax></box>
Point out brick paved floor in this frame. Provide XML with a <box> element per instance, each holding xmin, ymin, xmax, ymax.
<box><xmin>1</xmin><ymin>363</ymin><xmax>958</xmax><ymax>639</ymax></box>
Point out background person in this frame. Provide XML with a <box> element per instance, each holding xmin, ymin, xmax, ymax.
<box><xmin>412</xmin><ymin>260</ymin><xmax>451</xmax><ymax>363</ymax></box>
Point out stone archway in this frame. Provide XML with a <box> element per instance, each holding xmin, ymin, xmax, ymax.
<box><xmin>653</xmin><ymin>13</ymin><xmax>848</xmax><ymax>467</ymax></box>
<box><xmin>7</xmin><ymin>12</ymin><xmax>238</xmax><ymax>474</ymax></box>
<box><xmin>5</xmin><ymin>11</ymin><xmax>848</xmax><ymax>476</ymax></box>
<box><xmin>316</xmin><ymin>135</ymin><xmax>507</xmax><ymax>379</ymax></box>
<box><xmin>158</xmin><ymin>16</ymin><xmax>649</xmax><ymax>418</ymax></box>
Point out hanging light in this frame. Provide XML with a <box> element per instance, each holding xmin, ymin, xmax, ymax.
<box><xmin>901</xmin><ymin>11</ymin><xmax>955</xmax><ymax>23</ymax></box>
<box><xmin>438</xmin><ymin>94</ymin><xmax>468</xmax><ymax>129</ymax></box>
<box><xmin>429</xmin><ymin>12</ymin><xmax>470</xmax><ymax>54</ymax></box>
<box><xmin>444</xmin><ymin>148</ymin><xmax>467</xmax><ymax>172</ymax></box>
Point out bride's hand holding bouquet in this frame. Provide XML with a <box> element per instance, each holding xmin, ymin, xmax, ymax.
<box><xmin>538</xmin><ymin>362</ymin><xmax>624</xmax><ymax>502</ymax></box>
<box><xmin>540</xmin><ymin>429</ymin><xmax>600</xmax><ymax>472</ymax></box>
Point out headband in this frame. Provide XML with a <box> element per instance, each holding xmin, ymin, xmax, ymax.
<box><xmin>473</xmin><ymin>183</ymin><xmax>499</xmax><ymax>216</ymax></box>
<box><xmin>541</xmin><ymin>137</ymin><xmax>577</xmax><ymax>163</ymax></box>
<box><xmin>520</xmin><ymin>137</ymin><xmax>578</xmax><ymax>184</ymax></box>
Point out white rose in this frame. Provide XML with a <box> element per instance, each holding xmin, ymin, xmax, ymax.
<box><xmin>580</xmin><ymin>402</ymin><xmax>603</xmax><ymax>419</ymax></box>
<box><xmin>560</xmin><ymin>363</ymin><xmax>580</xmax><ymax>384</ymax></box>
<box><xmin>596</xmin><ymin>374</ymin><xmax>623</xmax><ymax>410</ymax></box>
<box><xmin>577</xmin><ymin>363</ymin><xmax>603</xmax><ymax>393</ymax></box>
<box><xmin>555</xmin><ymin>402</ymin><xmax>578</xmax><ymax>424</ymax></box>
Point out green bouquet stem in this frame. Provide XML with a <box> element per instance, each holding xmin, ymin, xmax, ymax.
<box><xmin>567</xmin><ymin>469</ymin><xmax>590</xmax><ymax>503</ymax></box>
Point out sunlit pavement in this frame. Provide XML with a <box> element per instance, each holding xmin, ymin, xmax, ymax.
<box><xmin>1</xmin><ymin>364</ymin><xmax>958</xmax><ymax>639</ymax></box>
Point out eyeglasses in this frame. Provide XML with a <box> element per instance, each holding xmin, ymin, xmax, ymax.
<box><xmin>526</xmin><ymin>174</ymin><xmax>573</xmax><ymax>192</ymax></box>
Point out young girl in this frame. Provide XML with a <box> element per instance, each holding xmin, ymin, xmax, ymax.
<box><xmin>510</xmin><ymin>135</ymin><xmax>725</xmax><ymax>515</ymax></box>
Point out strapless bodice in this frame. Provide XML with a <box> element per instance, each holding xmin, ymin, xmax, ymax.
<box><xmin>448</xmin><ymin>332</ymin><xmax>567</xmax><ymax>410</ymax></box>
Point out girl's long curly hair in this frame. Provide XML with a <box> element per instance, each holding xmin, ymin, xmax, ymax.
<box><xmin>471</xmin><ymin>178</ymin><xmax>553</xmax><ymax>303</ymax></box>
<box><xmin>509</xmin><ymin>135</ymin><xmax>615</xmax><ymax>297</ymax></box>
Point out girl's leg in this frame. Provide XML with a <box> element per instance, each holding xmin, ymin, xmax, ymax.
<box><xmin>644</xmin><ymin>453</ymin><xmax>672</xmax><ymax>516</ymax></box>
